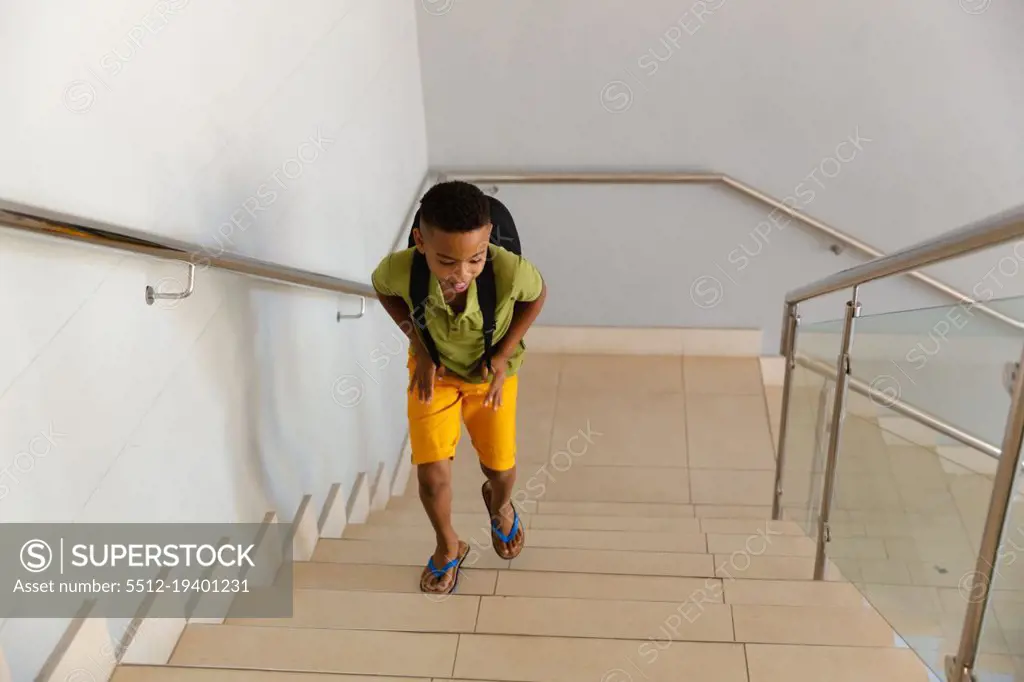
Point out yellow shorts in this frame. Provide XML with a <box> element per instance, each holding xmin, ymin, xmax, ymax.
<box><xmin>407</xmin><ymin>356</ymin><xmax>518</xmax><ymax>472</ymax></box>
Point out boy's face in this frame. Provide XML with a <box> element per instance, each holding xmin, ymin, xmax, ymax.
<box><xmin>413</xmin><ymin>219</ymin><xmax>492</xmax><ymax>302</ymax></box>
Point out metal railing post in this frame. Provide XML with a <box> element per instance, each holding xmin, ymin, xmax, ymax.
<box><xmin>771</xmin><ymin>302</ymin><xmax>800</xmax><ymax>520</ymax></box>
<box><xmin>812</xmin><ymin>289</ymin><xmax>860</xmax><ymax>581</ymax></box>
<box><xmin>946</xmin><ymin>342</ymin><xmax>1024</xmax><ymax>682</ymax></box>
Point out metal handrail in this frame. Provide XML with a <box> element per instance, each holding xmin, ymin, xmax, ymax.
<box><xmin>0</xmin><ymin>198</ymin><xmax>375</xmax><ymax>301</ymax></box>
<box><xmin>785</xmin><ymin>201</ymin><xmax>1024</xmax><ymax>327</ymax></box>
<box><xmin>442</xmin><ymin>170</ymin><xmax>1024</xmax><ymax>331</ymax></box>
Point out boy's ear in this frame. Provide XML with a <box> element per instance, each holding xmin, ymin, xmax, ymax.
<box><xmin>412</xmin><ymin>225</ymin><xmax>426</xmax><ymax>253</ymax></box>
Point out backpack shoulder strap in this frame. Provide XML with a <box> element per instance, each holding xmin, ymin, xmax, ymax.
<box><xmin>477</xmin><ymin>256</ymin><xmax>498</xmax><ymax>372</ymax></box>
<box><xmin>408</xmin><ymin>209</ymin><xmax>441</xmax><ymax>368</ymax></box>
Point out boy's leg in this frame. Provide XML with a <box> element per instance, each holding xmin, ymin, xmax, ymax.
<box><xmin>463</xmin><ymin>373</ymin><xmax>524</xmax><ymax>558</ymax></box>
<box><xmin>417</xmin><ymin>460</ymin><xmax>462</xmax><ymax>590</ymax></box>
<box><xmin>407</xmin><ymin>358</ymin><xmax>465</xmax><ymax>591</ymax></box>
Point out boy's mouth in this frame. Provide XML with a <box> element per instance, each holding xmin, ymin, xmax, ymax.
<box><xmin>452</xmin><ymin>282</ymin><xmax>468</xmax><ymax>293</ymax></box>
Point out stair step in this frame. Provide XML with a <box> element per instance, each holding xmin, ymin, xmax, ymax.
<box><xmin>746</xmin><ymin>645</ymin><xmax>937</xmax><ymax>682</ymax></box>
<box><xmin>346</xmin><ymin>525</ymin><xmax>709</xmax><ymax>553</ymax></box>
<box><xmin>713</xmin><ymin>555</ymin><xmax>845</xmax><ymax>581</ymax></box>
<box><xmin>524</xmin><ymin>466</ymin><xmax>691</xmax><ymax>504</ymax></box>
<box><xmin>454</xmin><ymin>634</ymin><xmax>747</xmax><ymax>682</ymax></box>
<box><xmin>494</xmin><ymin>570</ymin><xmax>722</xmax><ymax>602</ymax></box>
<box><xmin>707</xmin><ymin>533</ymin><xmax>815</xmax><ymax>557</ymax></box>
<box><xmin>364</xmin><ymin>510</ymin><xmax>507</xmax><ymax>528</ymax></box>
<box><xmin>112</xmin><ymin>667</ymin><xmax>423</xmax><ymax>681</ymax></box>
<box><xmin>311</xmin><ymin>539</ymin><xmax>509</xmax><ymax>570</ymax></box>
<box><xmin>529</xmin><ymin>514</ymin><xmax>702</xmax><ymax>532</ymax></box>
<box><xmin>695</xmin><ymin>505</ymin><xmax>774</xmax><ymax>519</ymax></box>
<box><xmin>510</xmin><ymin>547</ymin><xmax>714</xmax><ymax>577</ymax></box>
<box><xmin>344</xmin><ymin>518</ymin><xmax>512</xmax><ymax>542</ymax></box>
<box><xmin>293</xmin><ymin>561</ymin><xmax>497</xmax><ymax>595</ymax></box>
<box><xmin>476</xmin><ymin>595</ymin><xmax>734</xmax><ymax>642</ymax></box>
<box><xmin>226</xmin><ymin>589</ymin><xmax>479</xmax><ymax>632</ymax></box>
<box><xmin>525</xmin><ymin>529</ymin><xmax>708</xmax><ymax>552</ymax></box>
<box><xmin>722</xmin><ymin>579</ymin><xmax>865</xmax><ymax>607</ymax></box>
<box><xmin>387</xmin><ymin>493</ymin><xmax>538</xmax><ymax>515</ymax></box>
<box><xmin>536</xmin><ymin>501</ymin><xmax>695</xmax><ymax>518</ymax></box>
<box><xmin>169</xmin><ymin>624</ymin><xmax>457</xmax><ymax>678</ymax></box>
<box><xmin>699</xmin><ymin>519</ymin><xmax>804</xmax><ymax>535</ymax></box>
<box><xmin>731</xmin><ymin>604</ymin><xmax>897</xmax><ymax>646</ymax></box>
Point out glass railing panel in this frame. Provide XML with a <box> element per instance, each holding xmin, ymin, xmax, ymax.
<box><xmin>779</xmin><ymin>317</ymin><xmax>843</xmax><ymax>537</ymax></box>
<box><xmin>974</xmin><ymin>453</ymin><xmax>1024</xmax><ymax>682</ymax></box>
<box><xmin>841</xmin><ymin>294</ymin><xmax>1024</xmax><ymax>449</ymax></box>
<box><xmin>826</xmin><ymin>411</ymin><xmax>1005</xmax><ymax>680</ymax></box>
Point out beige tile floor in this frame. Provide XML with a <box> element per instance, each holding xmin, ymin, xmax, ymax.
<box><xmin>119</xmin><ymin>354</ymin><xmax>978</xmax><ymax>682</ymax></box>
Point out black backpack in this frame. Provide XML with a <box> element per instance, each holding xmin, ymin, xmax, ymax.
<box><xmin>406</xmin><ymin>194</ymin><xmax>522</xmax><ymax>373</ymax></box>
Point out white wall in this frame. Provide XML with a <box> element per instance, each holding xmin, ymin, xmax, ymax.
<box><xmin>0</xmin><ymin>0</ymin><xmax>426</xmax><ymax>677</ymax></box>
<box><xmin>418</xmin><ymin>0</ymin><xmax>1024</xmax><ymax>349</ymax></box>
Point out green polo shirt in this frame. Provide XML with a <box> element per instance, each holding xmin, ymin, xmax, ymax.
<box><xmin>371</xmin><ymin>245</ymin><xmax>544</xmax><ymax>382</ymax></box>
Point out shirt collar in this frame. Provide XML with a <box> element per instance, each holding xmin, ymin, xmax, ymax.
<box><xmin>429</xmin><ymin>275</ymin><xmax>480</xmax><ymax>316</ymax></box>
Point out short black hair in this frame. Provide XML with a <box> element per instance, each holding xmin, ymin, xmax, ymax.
<box><xmin>419</xmin><ymin>181</ymin><xmax>490</xmax><ymax>233</ymax></box>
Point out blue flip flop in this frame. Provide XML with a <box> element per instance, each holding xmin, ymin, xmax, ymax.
<box><xmin>482</xmin><ymin>481</ymin><xmax>525</xmax><ymax>560</ymax></box>
<box><xmin>422</xmin><ymin>542</ymin><xmax>469</xmax><ymax>595</ymax></box>
<box><xmin>490</xmin><ymin>503</ymin><xmax>524</xmax><ymax>559</ymax></box>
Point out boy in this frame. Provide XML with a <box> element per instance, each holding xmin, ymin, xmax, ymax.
<box><xmin>371</xmin><ymin>180</ymin><xmax>547</xmax><ymax>594</ymax></box>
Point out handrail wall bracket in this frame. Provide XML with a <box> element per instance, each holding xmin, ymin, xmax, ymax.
<box><xmin>145</xmin><ymin>262</ymin><xmax>196</xmax><ymax>307</ymax></box>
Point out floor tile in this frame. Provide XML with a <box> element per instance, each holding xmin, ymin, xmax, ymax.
<box><xmin>539</xmin><ymin>466</ymin><xmax>691</xmax><ymax>504</ymax></box>
<box><xmin>690</xmin><ymin>470</ymin><xmax>774</xmax><ymax>506</ymax></box>
<box><xmin>517</xmin><ymin>353</ymin><xmax>563</xmax><ymax>393</ymax></box>
<box><xmin>511</xmin><ymin>547</ymin><xmax>714</xmax><ymax>577</ymax></box>
<box><xmin>732</xmin><ymin>604</ymin><xmax>898</xmax><ymax>646</ymax></box>
<box><xmin>686</xmin><ymin>395</ymin><xmax>776</xmax><ymax>470</ymax></box>
<box><xmin>476</xmin><ymin>595</ymin><xmax>734</xmax><ymax>642</ymax></box>
<box><xmin>723</xmin><ymin>579</ymin><xmax>865</xmax><ymax>607</ymax></box>
<box><xmin>558</xmin><ymin>355</ymin><xmax>685</xmax><ymax>394</ymax></box>
<box><xmin>453</xmin><ymin>634</ymin><xmax>747</xmax><ymax>682</ymax></box>
<box><xmin>745</xmin><ymin>643</ymin><xmax>934</xmax><ymax>681</ymax></box>
<box><xmin>169</xmin><ymin>624</ymin><xmax>458</xmax><ymax>678</ymax></box>
<box><xmin>495</xmin><ymin>571</ymin><xmax>722</xmax><ymax>603</ymax></box>
<box><xmin>684</xmin><ymin>356</ymin><xmax>765</xmax><ymax>394</ymax></box>
<box><xmin>226</xmin><ymin>589</ymin><xmax>479</xmax><ymax>632</ymax></box>
<box><xmin>292</xmin><ymin>562</ymin><xmax>497</xmax><ymax>595</ymax></box>
<box><xmin>550</xmin><ymin>390</ymin><xmax>687</xmax><ymax>467</ymax></box>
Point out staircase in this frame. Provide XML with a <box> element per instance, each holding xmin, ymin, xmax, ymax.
<box><xmin>107</xmin><ymin>353</ymin><xmax>937</xmax><ymax>682</ymax></box>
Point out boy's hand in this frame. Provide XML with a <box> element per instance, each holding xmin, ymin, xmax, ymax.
<box><xmin>410</xmin><ymin>360</ymin><xmax>445</xmax><ymax>403</ymax></box>
<box><xmin>479</xmin><ymin>353</ymin><xmax>510</xmax><ymax>410</ymax></box>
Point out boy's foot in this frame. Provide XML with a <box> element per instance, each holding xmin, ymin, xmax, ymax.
<box><xmin>482</xmin><ymin>481</ymin><xmax>525</xmax><ymax>560</ymax></box>
<box><xmin>420</xmin><ymin>540</ymin><xmax>470</xmax><ymax>594</ymax></box>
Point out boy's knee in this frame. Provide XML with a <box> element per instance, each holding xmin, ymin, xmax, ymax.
<box><xmin>417</xmin><ymin>461</ymin><xmax>451</xmax><ymax>497</ymax></box>
<box><xmin>480</xmin><ymin>462</ymin><xmax>516</xmax><ymax>483</ymax></box>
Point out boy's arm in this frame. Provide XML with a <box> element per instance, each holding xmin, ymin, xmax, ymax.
<box><xmin>493</xmin><ymin>277</ymin><xmax>547</xmax><ymax>363</ymax></box>
<box><xmin>375</xmin><ymin>290</ymin><xmax>432</xmax><ymax>360</ymax></box>
<box><xmin>371</xmin><ymin>253</ymin><xmax>432</xmax><ymax>361</ymax></box>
